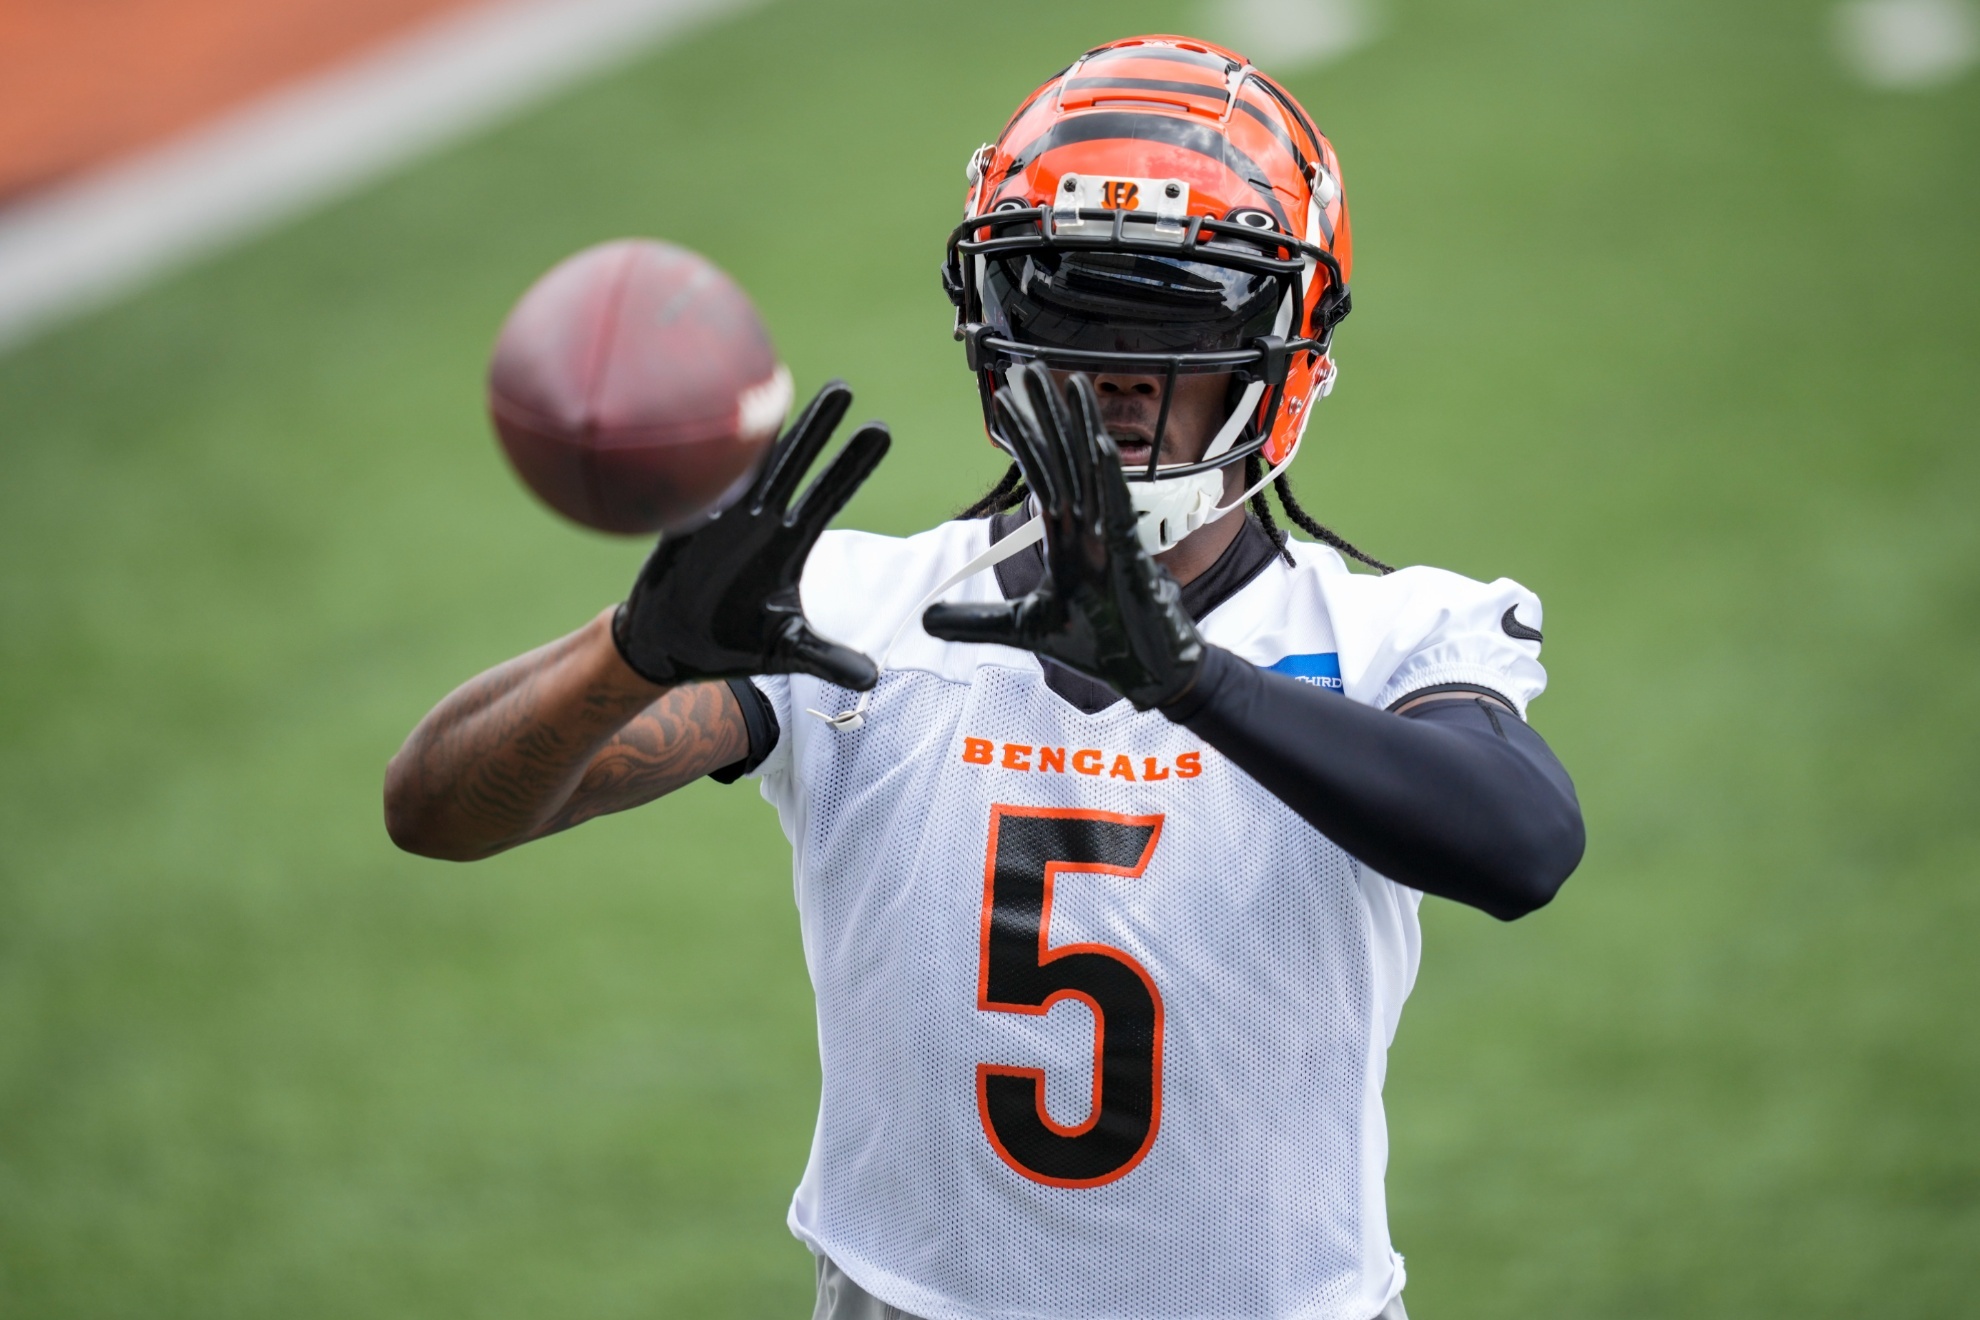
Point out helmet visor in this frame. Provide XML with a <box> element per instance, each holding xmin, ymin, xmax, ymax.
<box><xmin>980</xmin><ymin>249</ymin><xmax>1284</xmax><ymax>358</ymax></box>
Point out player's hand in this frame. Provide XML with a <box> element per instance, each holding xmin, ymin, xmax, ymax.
<box><xmin>922</xmin><ymin>365</ymin><xmax>1203</xmax><ymax>710</ymax></box>
<box><xmin>613</xmin><ymin>380</ymin><xmax>889</xmax><ymax>689</ymax></box>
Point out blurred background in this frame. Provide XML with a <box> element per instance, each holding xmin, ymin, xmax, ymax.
<box><xmin>1</xmin><ymin>0</ymin><xmax>1975</xmax><ymax>1314</ymax></box>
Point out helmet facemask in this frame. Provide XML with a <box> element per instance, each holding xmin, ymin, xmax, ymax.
<box><xmin>948</xmin><ymin>201</ymin><xmax>1342</xmax><ymax>552</ymax></box>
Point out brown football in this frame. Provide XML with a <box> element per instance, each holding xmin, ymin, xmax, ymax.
<box><xmin>487</xmin><ymin>239</ymin><xmax>791</xmax><ymax>535</ymax></box>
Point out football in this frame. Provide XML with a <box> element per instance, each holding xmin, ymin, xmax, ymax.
<box><xmin>487</xmin><ymin>239</ymin><xmax>792</xmax><ymax>535</ymax></box>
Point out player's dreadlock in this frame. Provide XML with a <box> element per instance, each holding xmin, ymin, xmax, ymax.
<box><xmin>960</xmin><ymin>459</ymin><xmax>1394</xmax><ymax>575</ymax></box>
<box><xmin>1244</xmin><ymin>454</ymin><xmax>1291</xmax><ymax>566</ymax></box>
<box><xmin>1266</xmin><ymin>462</ymin><xmax>1395</xmax><ymax>573</ymax></box>
<box><xmin>956</xmin><ymin>462</ymin><xmax>1028</xmax><ymax>520</ymax></box>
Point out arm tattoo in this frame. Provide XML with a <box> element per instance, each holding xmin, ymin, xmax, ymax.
<box><xmin>388</xmin><ymin>625</ymin><xmax>747</xmax><ymax>857</ymax></box>
<box><xmin>531</xmin><ymin>684</ymin><xmax>747</xmax><ymax>838</ymax></box>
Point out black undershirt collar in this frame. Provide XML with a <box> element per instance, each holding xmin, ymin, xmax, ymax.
<box><xmin>988</xmin><ymin>509</ymin><xmax>1283</xmax><ymax>714</ymax></box>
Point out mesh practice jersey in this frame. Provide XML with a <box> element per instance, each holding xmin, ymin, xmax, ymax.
<box><xmin>744</xmin><ymin>519</ymin><xmax>1548</xmax><ymax>1320</ymax></box>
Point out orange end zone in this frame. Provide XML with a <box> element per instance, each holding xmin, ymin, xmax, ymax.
<box><xmin>0</xmin><ymin>0</ymin><xmax>485</xmax><ymax>203</ymax></box>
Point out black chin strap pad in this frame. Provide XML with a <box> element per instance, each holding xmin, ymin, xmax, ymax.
<box><xmin>1164</xmin><ymin>646</ymin><xmax>1585</xmax><ymax>920</ymax></box>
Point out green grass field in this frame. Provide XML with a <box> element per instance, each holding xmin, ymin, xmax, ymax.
<box><xmin>2</xmin><ymin>0</ymin><xmax>1976</xmax><ymax>1314</ymax></box>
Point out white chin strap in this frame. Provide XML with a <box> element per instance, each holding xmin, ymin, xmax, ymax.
<box><xmin>1128</xmin><ymin>425</ymin><xmax>1307</xmax><ymax>554</ymax></box>
<box><xmin>1128</xmin><ymin>466</ymin><xmax>1224</xmax><ymax>555</ymax></box>
<box><xmin>1124</xmin><ymin>366</ymin><xmax>1329</xmax><ymax>556</ymax></box>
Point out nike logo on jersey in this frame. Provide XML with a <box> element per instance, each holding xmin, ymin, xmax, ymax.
<box><xmin>1500</xmin><ymin>606</ymin><xmax>1543</xmax><ymax>642</ymax></box>
<box><xmin>960</xmin><ymin>737</ymin><xmax>1202</xmax><ymax>782</ymax></box>
<box><xmin>1265</xmin><ymin>651</ymin><xmax>1344</xmax><ymax>692</ymax></box>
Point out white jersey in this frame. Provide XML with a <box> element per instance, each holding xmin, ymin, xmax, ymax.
<box><xmin>743</xmin><ymin>518</ymin><xmax>1547</xmax><ymax>1320</ymax></box>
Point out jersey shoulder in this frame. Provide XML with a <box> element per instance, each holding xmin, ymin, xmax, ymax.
<box><xmin>1280</xmin><ymin>540</ymin><xmax>1551</xmax><ymax>715</ymax></box>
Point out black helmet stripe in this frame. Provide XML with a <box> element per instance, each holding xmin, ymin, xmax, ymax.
<box><xmin>1245</xmin><ymin>73</ymin><xmax>1328</xmax><ymax>166</ymax></box>
<box><xmin>1010</xmin><ymin>110</ymin><xmax>1290</xmax><ymax>229</ymax></box>
<box><xmin>1237</xmin><ymin>77</ymin><xmax>1339</xmax><ymax>244</ymax></box>
<box><xmin>1233</xmin><ymin>97</ymin><xmax>1306</xmax><ymax>175</ymax></box>
<box><xmin>1230</xmin><ymin>95</ymin><xmax>1333</xmax><ymax>244</ymax></box>
<box><xmin>997</xmin><ymin>65</ymin><xmax>1073</xmax><ymax>140</ymax></box>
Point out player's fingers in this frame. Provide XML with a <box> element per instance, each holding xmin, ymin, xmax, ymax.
<box><xmin>1068</xmin><ymin>371</ymin><xmax>1110</xmax><ymax>469</ymax></box>
<box><xmin>789</xmin><ymin>422</ymin><xmax>890</xmax><ymax>534</ymax></box>
<box><xmin>993</xmin><ymin>374</ymin><xmax>1063</xmax><ymax>515</ymax></box>
<box><xmin>1024</xmin><ymin>364</ymin><xmax>1086</xmax><ymax>517</ymax></box>
<box><xmin>1017</xmin><ymin>364</ymin><xmax>1079</xmax><ymax>520</ymax></box>
<box><xmin>922</xmin><ymin>600</ymin><xmax>1023</xmax><ymax>647</ymax></box>
<box><xmin>754</xmin><ymin>379</ymin><xmax>852</xmax><ymax>513</ymax></box>
<box><xmin>996</xmin><ymin>366</ymin><xmax>1060</xmax><ymax>504</ymax></box>
<box><xmin>778</xmin><ymin>621</ymin><xmax>880</xmax><ymax>691</ymax></box>
<box><xmin>1070</xmin><ymin>374</ymin><xmax>1138</xmax><ymax>540</ymax></box>
<box><xmin>1058</xmin><ymin>372</ymin><xmax>1108</xmax><ymax>532</ymax></box>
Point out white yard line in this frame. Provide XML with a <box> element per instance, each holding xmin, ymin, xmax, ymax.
<box><xmin>1198</xmin><ymin>0</ymin><xmax>1384</xmax><ymax>72</ymax></box>
<box><xmin>0</xmin><ymin>0</ymin><xmax>757</xmax><ymax>353</ymax></box>
<box><xmin>1833</xmin><ymin>0</ymin><xmax>1978</xmax><ymax>89</ymax></box>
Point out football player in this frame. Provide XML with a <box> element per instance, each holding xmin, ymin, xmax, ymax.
<box><xmin>385</xmin><ymin>34</ymin><xmax>1584</xmax><ymax>1320</ymax></box>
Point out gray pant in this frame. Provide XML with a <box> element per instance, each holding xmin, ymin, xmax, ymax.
<box><xmin>813</xmin><ymin>1254</ymin><xmax>1410</xmax><ymax>1320</ymax></box>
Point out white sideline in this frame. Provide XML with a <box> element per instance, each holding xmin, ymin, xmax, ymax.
<box><xmin>1833</xmin><ymin>0</ymin><xmax>1979</xmax><ymax>88</ymax></box>
<box><xmin>0</xmin><ymin>0</ymin><xmax>756</xmax><ymax>353</ymax></box>
<box><xmin>1198</xmin><ymin>0</ymin><xmax>1384</xmax><ymax>71</ymax></box>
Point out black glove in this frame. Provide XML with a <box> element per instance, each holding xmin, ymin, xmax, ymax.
<box><xmin>921</xmin><ymin>365</ymin><xmax>1203</xmax><ymax>710</ymax></box>
<box><xmin>613</xmin><ymin>379</ymin><xmax>889</xmax><ymax>689</ymax></box>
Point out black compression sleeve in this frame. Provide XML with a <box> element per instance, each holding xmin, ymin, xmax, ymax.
<box><xmin>707</xmin><ymin>678</ymin><xmax>779</xmax><ymax>785</ymax></box>
<box><xmin>1164</xmin><ymin>646</ymin><xmax>1585</xmax><ymax>919</ymax></box>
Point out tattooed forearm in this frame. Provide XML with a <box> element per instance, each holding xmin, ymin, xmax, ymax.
<box><xmin>533</xmin><ymin>683</ymin><xmax>745</xmax><ymax>838</ymax></box>
<box><xmin>383</xmin><ymin>608</ymin><xmax>749</xmax><ymax>860</ymax></box>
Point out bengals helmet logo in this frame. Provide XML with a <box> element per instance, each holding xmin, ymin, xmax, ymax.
<box><xmin>1100</xmin><ymin>180</ymin><xmax>1140</xmax><ymax>209</ymax></box>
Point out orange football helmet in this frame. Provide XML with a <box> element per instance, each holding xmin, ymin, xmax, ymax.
<box><xmin>943</xmin><ymin>34</ymin><xmax>1352</xmax><ymax>493</ymax></box>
